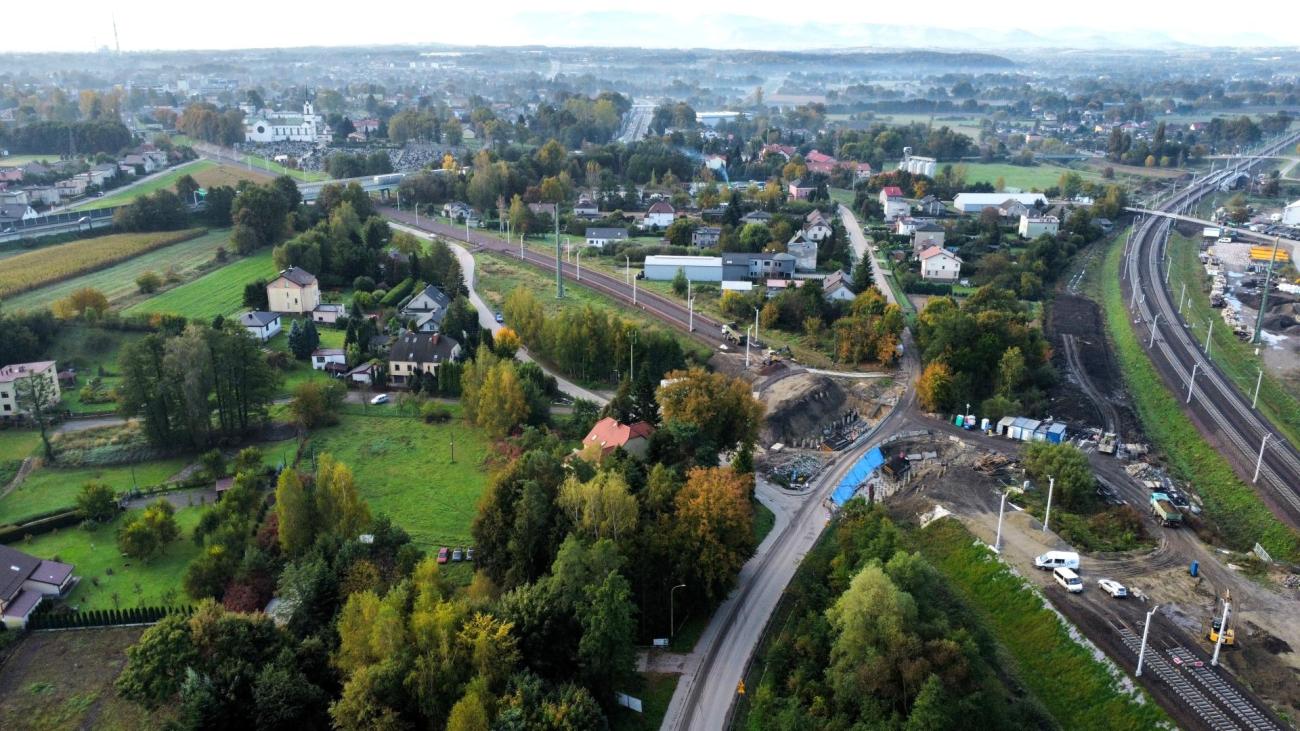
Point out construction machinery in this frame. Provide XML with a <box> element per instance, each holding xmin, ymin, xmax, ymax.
<box><xmin>1207</xmin><ymin>618</ymin><xmax>1236</xmax><ymax>646</ymax></box>
<box><xmin>1098</xmin><ymin>432</ymin><xmax>1118</xmax><ymax>455</ymax></box>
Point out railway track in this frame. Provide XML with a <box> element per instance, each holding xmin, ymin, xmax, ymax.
<box><xmin>1114</xmin><ymin>623</ymin><xmax>1243</xmax><ymax>730</ymax></box>
<box><xmin>1122</xmin><ymin>129</ymin><xmax>1300</xmax><ymax>526</ymax></box>
<box><xmin>1062</xmin><ymin>333</ymin><xmax>1120</xmax><ymax>435</ymax></box>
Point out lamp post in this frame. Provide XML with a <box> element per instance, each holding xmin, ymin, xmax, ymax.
<box><xmin>753</xmin><ymin>306</ymin><xmax>761</xmax><ymax>347</ymax></box>
<box><xmin>1136</xmin><ymin>604</ymin><xmax>1159</xmax><ymax>677</ymax></box>
<box><xmin>1148</xmin><ymin>313</ymin><xmax>1161</xmax><ymax>348</ymax></box>
<box><xmin>1042</xmin><ymin>475</ymin><xmax>1055</xmax><ymax>533</ymax></box>
<box><xmin>1186</xmin><ymin>362</ymin><xmax>1200</xmax><ymax>404</ymax></box>
<box><xmin>575</xmin><ymin>247</ymin><xmax>582</xmax><ymax>281</ymax></box>
<box><xmin>1211</xmin><ymin>593</ymin><xmax>1231</xmax><ymax>667</ymax></box>
<box><xmin>993</xmin><ymin>490</ymin><xmax>1007</xmax><ymax>553</ymax></box>
<box><xmin>625</xmin><ymin>255</ymin><xmax>631</xmax><ymax>284</ymax></box>
<box><xmin>745</xmin><ymin>325</ymin><xmax>753</xmax><ymax>368</ymax></box>
<box><xmin>1254</xmin><ymin>432</ymin><xmax>1272</xmax><ymax>483</ymax></box>
<box><xmin>670</xmin><ymin>583</ymin><xmax>686</xmax><ymax>638</ymax></box>
<box><xmin>1205</xmin><ymin>318</ymin><xmax>1214</xmax><ymax>356</ymax></box>
<box><xmin>1253</xmin><ymin>367</ymin><xmax>1263</xmax><ymax>409</ymax></box>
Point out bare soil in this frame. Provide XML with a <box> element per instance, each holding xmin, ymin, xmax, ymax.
<box><xmin>1047</xmin><ymin>293</ymin><xmax>1141</xmax><ymax>435</ymax></box>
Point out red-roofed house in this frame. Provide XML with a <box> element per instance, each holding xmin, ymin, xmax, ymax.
<box><xmin>919</xmin><ymin>246</ymin><xmax>963</xmax><ymax>282</ymax></box>
<box><xmin>644</xmin><ymin>200</ymin><xmax>676</xmax><ymax>229</ymax></box>
<box><xmin>579</xmin><ymin>417</ymin><xmax>655</xmax><ymax>460</ymax></box>
<box><xmin>879</xmin><ymin>186</ymin><xmax>909</xmax><ymax>220</ymax></box>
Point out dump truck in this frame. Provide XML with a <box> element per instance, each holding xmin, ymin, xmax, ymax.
<box><xmin>721</xmin><ymin>323</ymin><xmax>747</xmax><ymax>346</ymax></box>
<box><xmin>1098</xmin><ymin>432</ymin><xmax>1118</xmax><ymax>455</ymax></box>
<box><xmin>1150</xmin><ymin>492</ymin><xmax>1183</xmax><ymax>527</ymax></box>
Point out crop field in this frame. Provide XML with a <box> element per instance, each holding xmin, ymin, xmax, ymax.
<box><xmin>68</xmin><ymin>160</ymin><xmax>216</xmax><ymax>211</ymax></box>
<box><xmin>960</xmin><ymin>162</ymin><xmax>1102</xmax><ymax>191</ymax></box>
<box><xmin>0</xmin><ymin>457</ymin><xmax>190</xmax><ymax>527</ymax></box>
<box><xmin>0</xmin><ymin>228</ymin><xmax>205</xmax><ymax>300</ymax></box>
<box><xmin>16</xmin><ymin>506</ymin><xmax>205</xmax><ymax>611</ymax></box>
<box><xmin>192</xmin><ymin>161</ymin><xmax>275</xmax><ymax>188</ymax></box>
<box><xmin>303</xmin><ymin>410</ymin><xmax>491</xmax><ymax>549</ymax></box>
<box><xmin>125</xmin><ymin>248</ymin><xmax>277</xmax><ymax>320</ymax></box>
<box><xmin>4</xmin><ymin>229</ymin><xmax>231</xmax><ymax>312</ymax></box>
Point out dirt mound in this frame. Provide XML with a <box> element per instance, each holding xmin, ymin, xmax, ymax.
<box><xmin>1046</xmin><ymin>293</ymin><xmax>1140</xmax><ymax>434</ymax></box>
<box><xmin>760</xmin><ymin>372</ymin><xmax>874</xmax><ymax>446</ymax></box>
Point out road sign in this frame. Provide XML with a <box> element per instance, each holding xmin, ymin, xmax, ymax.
<box><xmin>652</xmin><ymin>638</ymin><xmax>669</xmax><ymax>647</ymax></box>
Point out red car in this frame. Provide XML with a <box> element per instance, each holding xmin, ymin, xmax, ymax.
<box><xmin>437</xmin><ymin>547</ymin><xmax>449</xmax><ymax>564</ymax></box>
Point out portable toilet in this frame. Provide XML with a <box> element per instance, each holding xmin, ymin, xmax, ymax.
<box><xmin>965</xmin><ymin>414</ymin><xmax>977</xmax><ymax>430</ymax></box>
<box><xmin>981</xmin><ymin>418</ymin><xmax>991</xmax><ymax>432</ymax></box>
<box><xmin>955</xmin><ymin>414</ymin><xmax>965</xmax><ymax>427</ymax></box>
<box><xmin>1046</xmin><ymin>423</ymin><xmax>1067</xmax><ymax>444</ymax></box>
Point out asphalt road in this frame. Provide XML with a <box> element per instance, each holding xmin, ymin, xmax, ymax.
<box><xmin>1122</xmin><ymin>131</ymin><xmax>1300</xmax><ymax>527</ymax></box>
<box><xmin>838</xmin><ymin>203</ymin><xmax>897</xmax><ymax>306</ymax></box>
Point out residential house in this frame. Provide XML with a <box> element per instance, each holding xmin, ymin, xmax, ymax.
<box><xmin>388</xmin><ymin>332</ymin><xmax>461</xmax><ymax>387</ymax></box>
<box><xmin>312</xmin><ymin>303</ymin><xmax>344</xmax><ymax>325</ymax></box>
<box><xmin>0</xmin><ymin>190</ymin><xmax>29</xmax><ymax>206</ymax></box>
<box><xmin>0</xmin><ymin>544</ymin><xmax>76</xmax><ymax>629</ymax></box>
<box><xmin>722</xmin><ymin>252</ymin><xmax>796</xmax><ymax>282</ymax></box>
<box><xmin>527</xmin><ymin>202</ymin><xmax>557</xmax><ymax>221</ymax></box>
<box><xmin>401</xmin><ymin>285</ymin><xmax>451</xmax><ymax>333</ymax></box>
<box><xmin>573</xmin><ymin>196</ymin><xmax>600</xmax><ymax>218</ymax></box>
<box><xmin>917</xmin><ymin>195</ymin><xmax>945</xmax><ymax>216</ymax></box>
<box><xmin>311</xmin><ymin>348</ymin><xmax>347</xmax><ymax>371</ymax></box>
<box><xmin>643</xmin><ymin>200</ymin><xmax>676</xmax><ymax>229</ymax></box>
<box><xmin>785</xmin><ymin>232</ymin><xmax>819</xmax><ymax>272</ymax></box>
<box><xmin>822</xmin><ymin>270</ymin><xmax>856</xmax><ymax>302</ymax></box>
<box><xmin>804</xmin><ymin>150</ymin><xmax>838</xmax><ymax>176</ymax></box>
<box><xmin>239</xmin><ymin>311</ymin><xmax>282</xmax><ymax>342</ymax></box>
<box><xmin>54</xmin><ymin>178</ymin><xmax>87</xmax><ymax>198</ymax></box>
<box><xmin>912</xmin><ymin>223</ymin><xmax>946</xmax><ymax>252</ymax></box>
<box><xmin>852</xmin><ymin>162</ymin><xmax>874</xmax><ymax>181</ymax></box>
<box><xmin>266</xmin><ymin>267</ymin><xmax>321</xmax><ymax>314</ymax></box>
<box><xmin>585</xmin><ymin>227</ymin><xmax>628</xmax><ymax>248</ymax></box>
<box><xmin>1018</xmin><ymin>214</ymin><xmax>1060</xmax><ymax>239</ymax></box>
<box><xmin>0</xmin><ymin>361</ymin><xmax>61</xmax><ymax>418</ymax></box>
<box><xmin>579</xmin><ymin>417</ymin><xmax>655</xmax><ymax>460</ymax></box>
<box><xmin>89</xmin><ymin>163</ymin><xmax>118</xmax><ymax>186</ymax></box>
<box><xmin>121</xmin><ymin>153</ymin><xmax>159</xmax><ymax>174</ymax></box>
<box><xmin>878</xmin><ymin>186</ymin><xmax>904</xmax><ymax>207</ymax></box>
<box><xmin>691</xmin><ymin>226</ymin><xmax>721</xmax><ymax>248</ymax></box>
<box><xmin>1000</xmin><ymin>200</ymin><xmax>1032</xmax><ymax>219</ymax></box>
<box><xmin>0</xmin><ymin>167</ymin><xmax>22</xmax><ymax>183</ymax></box>
<box><xmin>0</xmin><ymin>203</ymin><xmax>38</xmax><ymax>224</ymax></box>
<box><xmin>740</xmin><ymin>210</ymin><xmax>773</xmax><ymax>225</ymax></box>
<box><xmin>919</xmin><ymin>247</ymin><xmax>963</xmax><ymax>282</ymax></box>
<box><xmin>345</xmin><ymin>363</ymin><xmax>377</xmax><ymax>385</ymax></box>
<box><xmin>23</xmin><ymin>186</ymin><xmax>60</xmax><ymax>207</ymax></box>
<box><xmin>879</xmin><ymin>186</ymin><xmax>909</xmax><ymax>220</ymax></box>
<box><xmin>788</xmin><ymin>179</ymin><xmax>815</xmax><ymax>200</ymax></box>
<box><xmin>803</xmin><ymin>210</ymin><xmax>833</xmax><ymax>241</ymax></box>
<box><xmin>759</xmin><ymin>144</ymin><xmax>796</xmax><ymax>161</ymax></box>
<box><xmin>442</xmin><ymin>201</ymin><xmax>481</xmax><ymax>226</ymax></box>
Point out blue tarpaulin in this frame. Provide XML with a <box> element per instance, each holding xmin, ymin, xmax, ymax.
<box><xmin>831</xmin><ymin>447</ymin><xmax>884</xmax><ymax>506</ymax></box>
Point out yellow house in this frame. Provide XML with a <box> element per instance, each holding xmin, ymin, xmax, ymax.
<box><xmin>266</xmin><ymin>267</ymin><xmax>320</xmax><ymax>314</ymax></box>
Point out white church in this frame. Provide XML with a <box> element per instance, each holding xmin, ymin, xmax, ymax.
<box><xmin>244</xmin><ymin>100</ymin><xmax>329</xmax><ymax>143</ymax></box>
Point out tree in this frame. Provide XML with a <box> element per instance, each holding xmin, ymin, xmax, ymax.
<box><xmin>826</xmin><ymin>562</ymin><xmax>923</xmax><ymax>708</ymax></box>
<box><xmin>175</xmin><ymin>173</ymin><xmax>200</xmax><ymax>203</ymax></box>
<box><xmin>314</xmin><ymin>453</ymin><xmax>372</xmax><ymax>540</ymax></box>
<box><xmin>136</xmin><ymin>271</ymin><xmax>163</xmax><ymax>293</ymax></box>
<box><xmin>243</xmin><ymin>279</ymin><xmax>269</xmax><ymax>310</ymax></box>
<box><xmin>287</xmin><ymin>319</ymin><xmax>320</xmax><ymax>360</ymax></box>
<box><xmin>289</xmin><ymin>379</ymin><xmax>345</xmax><ymax>429</ymax></box>
<box><xmin>671</xmin><ymin>267</ymin><xmax>689</xmax><ymax>297</ymax></box>
<box><xmin>476</xmin><ymin>361</ymin><xmax>529</xmax><ymax>440</ymax></box>
<box><xmin>447</xmin><ymin>687</ymin><xmax>491</xmax><ymax>731</ymax></box>
<box><xmin>14</xmin><ymin>369</ymin><xmax>59</xmax><ymax>461</ymax></box>
<box><xmin>852</xmin><ymin>250</ymin><xmax>875</xmax><ymax>293</ymax></box>
<box><xmin>494</xmin><ymin>327</ymin><xmax>522</xmax><ymax>359</ymax></box>
<box><xmin>674</xmin><ymin>467</ymin><xmax>755</xmax><ymax>602</ymax></box>
<box><xmin>52</xmin><ymin>287</ymin><xmax>109</xmax><ymax>320</ymax></box>
<box><xmin>117</xmin><ymin>613</ymin><xmax>199</xmax><ymax>707</ymax></box>
<box><xmin>76</xmin><ymin>480</ymin><xmax>117</xmax><ymax>524</ymax></box>
<box><xmin>578</xmin><ymin>570</ymin><xmax>637</xmax><ymax>702</ymax></box>
<box><xmin>557</xmin><ymin>471</ymin><xmax>639</xmax><ymax>542</ymax></box>
<box><xmin>117</xmin><ymin>499</ymin><xmax>180</xmax><ymax>561</ymax></box>
<box><xmin>916</xmin><ymin>361</ymin><xmax>954</xmax><ymax>413</ymax></box>
<box><xmin>1022</xmin><ymin>442</ymin><xmax>1095</xmax><ymax>510</ymax></box>
<box><xmin>657</xmin><ymin>368</ymin><xmax>764</xmax><ymax>452</ymax></box>
<box><xmin>276</xmin><ymin>469</ymin><xmax>314</xmax><ymax>555</ymax></box>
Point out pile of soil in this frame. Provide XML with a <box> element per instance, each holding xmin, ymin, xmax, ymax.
<box><xmin>1046</xmin><ymin>293</ymin><xmax>1140</xmax><ymax>435</ymax></box>
<box><xmin>759</xmin><ymin>372</ymin><xmax>869</xmax><ymax>446</ymax></box>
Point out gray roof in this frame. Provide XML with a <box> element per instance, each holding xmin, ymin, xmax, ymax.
<box><xmin>390</xmin><ymin>332</ymin><xmax>460</xmax><ymax>365</ymax></box>
<box><xmin>314</xmin><ymin>303</ymin><xmax>344</xmax><ymax>313</ymax></box>
<box><xmin>0</xmin><ymin>545</ymin><xmax>41</xmax><ymax>602</ymax></box>
<box><xmin>586</xmin><ymin>227</ymin><xmax>628</xmax><ymax>239</ymax></box>
<box><xmin>276</xmin><ymin>266</ymin><xmax>317</xmax><ymax>287</ymax></box>
<box><xmin>0</xmin><ymin>204</ymin><xmax>32</xmax><ymax>221</ymax></box>
<box><xmin>240</xmin><ymin>311</ymin><xmax>280</xmax><ymax>328</ymax></box>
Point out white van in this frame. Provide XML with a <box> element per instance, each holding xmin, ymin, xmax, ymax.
<box><xmin>1054</xmin><ymin>567</ymin><xmax>1084</xmax><ymax>593</ymax></box>
<box><xmin>1034</xmin><ymin>551</ymin><xmax>1080</xmax><ymax>571</ymax></box>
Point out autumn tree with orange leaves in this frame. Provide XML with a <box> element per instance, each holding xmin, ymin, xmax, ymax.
<box><xmin>673</xmin><ymin>466</ymin><xmax>755</xmax><ymax>603</ymax></box>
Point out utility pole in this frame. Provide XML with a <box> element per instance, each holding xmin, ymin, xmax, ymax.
<box><xmin>629</xmin><ymin>331</ymin><xmax>636</xmax><ymax>382</ymax></box>
<box><xmin>1254</xmin><ymin>433</ymin><xmax>1272</xmax><ymax>483</ymax></box>
<box><xmin>555</xmin><ymin>207</ymin><xmax>564</xmax><ymax>298</ymax></box>
<box><xmin>1252</xmin><ymin>237</ymin><xmax>1281</xmax><ymax>344</ymax></box>
<box><xmin>745</xmin><ymin>325</ymin><xmax>753</xmax><ymax>368</ymax></box>
<box><xmin>1042</xmin><ymin>475</ymin><xmax>1055</xmax><ymax>533</ymax></box>
<box><xmin>687</xmin><ymin>278</ymin><xmax>694</xmax><ymax>332</ymax></box>
<box><xmin>670</xmin><ymin>583</ymin><xmax>686</xmax><ymax>637</ymax></box>
<box><xmin>625</xmin><ymin>255</ymin><xmax>631</xmax><ymax>284</ymax></box>
<box><xmin>753</xmin><ymin>307</ymin><xmax>760</xmax><ymax>347</ymax></box>
<box><xmin>1136</xmin><ymin>605</ymin><xmax>1159</xmax><ymax>677</ymax></box>
<box><xmin>993</xmin><ymin>490</ymin><xmax>1007</xmax><ymax>553</ymax></box>
<box><xmin>576</xmin><ymin>247</ymin><xmax>582</xmax><ymax>281</ymax></box>
<box><xmin>1205</xmin><ymin>318</ymin><xmax>1214</xmax><ymax>357</ymax></box>
<box><xmin>1211</xmin><ymin>592</ymin><xmax>1231</xmax><ymax>667</ymax></box>
<box><xmin>1187</xmin><ymin>362</ymin><xmax>1200</xmax><ymax>404</ymax></box>
<box><xmin>1178</xmin><ymin>282</ymin><xmax>1186</xmax><ymax>315</ymax></box>
<box><xmin>1253</xmin><ymin>367</ymin><xmax>1263</xmax><ymax>409</ymax></box>
<box><xmin>1148</xmin><ymin>313</ymin><xmax>1161</xmax><ymax>348</ymax></box>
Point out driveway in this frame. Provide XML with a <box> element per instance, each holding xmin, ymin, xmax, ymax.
<box><xmin>838</xmin><ymin>203</ymin><xmax>897</xmax><ymax>307</ymax></box>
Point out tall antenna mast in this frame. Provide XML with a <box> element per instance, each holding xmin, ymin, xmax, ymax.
<box><xmin>113</xmin><ymin>14</ymin><xmax>120</xmax><ymax>54</ymax></box>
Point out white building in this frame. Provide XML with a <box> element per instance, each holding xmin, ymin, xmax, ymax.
<box><xmin>919</xmin><ymin>246</ymin><xmax>963</xmax><ymax>282</ymax></box>
<box><xmin>643</xmin><ymin>200</ymin><xmax>676</xmax><ymax>229</ymax></box>
<box><xmin>879</xmin><ymin>186</ymin><xmax>909</xmax><ymax>220</ymax></box>
<box><xmin>803</xmin><ymin>211</ymin><xmax>833</xmax><ymax>241</ymax></box>
<box><xmin>1283</xmin><ymin>199</ymin><xmax>1300</xmax><ymax>226</ymax></box>
<box><xmin>1018</xmin><ymin>214</ymin><xmax>1060</xmax><ymax>239</ymax></box>
<box><xmin>898</xmin><ymin>147</ymin><xmax>937</xmax><ymax>177</ymax></box>
<box><xmin>785</xmin><ymin>232</ymin><xmax>819</xmax><ymax>272</ymax></box>
<box><xmin>0</xmin><ymin>361</ymin><xmax>60</xmax><ymax>418</ymax></box>
<box><xmin>822</xmin><ymin>270</ymin><xmax>856</xmax><ymax>302</ymax></box>
<box><xmin>311</xmin><ymin>348</ymin><xmax>347</xmax><ymax>371</ymax></box>
<box><xmin>245</xmin><ymin>101</ymin><xmax>325</xmax><ymax>143</ymax></box>
<box><xmin>585</xmin><ymin>227</ymin><xmax>628</xmax><ymax>248</ymax></box>
<box><xmin>953</xmin><ymin>192</ymin><xmax>1047</xmax><ymax>214</ymax></box>
<box><xmin>239</xmin><ymin>311</ymin><xmax>282</xmax><ymax>342</ymax></box>
<box><xmin>643</xmin><ymin>255</ymin><xmax>723</xmax><ymax>282</ymax></box>
<box><xmin>912</xmin><ymin>223</ymin><xmax>946</xmax><ymax>252</ymax></box>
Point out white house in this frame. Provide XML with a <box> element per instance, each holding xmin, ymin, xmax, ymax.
<box><xmin>0</xmin><ymin>544</ymin><xmax>76</xmax><ymax>629</ymax></box>
<box><xmin>1018</xmin><ymin>214</ymin><xmax>1060</xmax><ymax>239</ymax></box>
<box><xmin>953</xmin><ymin>192</ymin><xmax>1047</xmax><ymax>214</ymax></box>
<box><xmin>1283</xmin><ymin>199</ymin><xmax>1300</xmax><ymax>226</ymax></box>
<box><xmin>245</xmin><ymin>100</ymin><xmax>324</xmax><ymax>143</ymax></box>
<box><xmin>785</xmin><ymin>232</ymin><xmax>819</xmax><ymax>272</ymax></box>
<box><xmin>0</xmin><ymin>361</ymin><xmax>61</xmax><ymax>419</ymax></box>
<box><xmin>239</xmin><ymin>311</ymin><xmax>282</xmax><ymax>342</ymax></box>
<box><xmin>311</xmin><ymin>348</ymin><xmax>347</xmax><ymax>371</ymax></box>
<box><xmin>919</xmin><ymin>246</ymin><xmax>963</xmax><ymax>282</ymax></box>
<box><xmin>822</xmin><ymin>270</ymin><xmax>856</xmax><ymax>302</ymax></box>
<box><xmin>312</xmin><ymin>303</ymin><xmax>344</xmax><ymax>325</ymax></box>
<box><xmin>803</xmin><ymin>211</ymin><xmax>833</xmax><ymax>241</ymax></box>
<box><xmin>643</xmin><ymin>200</ymin><xmax>676</xmax><ymax>229</ymax></box>
<box><xmin>585</xmin><ymin>227</ymin><xmax>628</xmax><ymax>248</ymax></box>
<box><xmin>401</xmin><ymin>285</ymin><xmax>451</xmax><ymax>333</ymax></box>
<box><xmin>879</xmin><ymin>186</ymin><xmax>909</xmax><ymax>220</ymax></box>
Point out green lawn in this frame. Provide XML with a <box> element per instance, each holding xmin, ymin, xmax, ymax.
<box><xmin>0</xmin><ymin>153</ymin><xmax>66</xmax><ymax>167</ymax></box>
<box><xmin>233</xmin><ymin>152</ymin><xmax>330</xmax><ymax>182</ymax></box>
<box><xmin>5</xmin><ymin>229</ymin><xmax>232</xmax><ymax>313</ymax></box>
<box><xmin>125</xmin><ymin>249</ymin><xmax>277</xmax><ymax>320</ymax></box>
<box><xmin>302</xmin><ymin>410</ymin><xmax>491</xmax><ymax>548</ymax></box>
<box><xmin>0</xmin><ymin>458</ymin><xmax>190</xmax><ymax>526</ymax></box>
<box><xmin>43</xmin><ymin>326</ymin><xmax>144</xmax><ymax>414</ymax></box>
<box><xmin>68</xmin><ymin>160</ymin><xmax>217</xmax><ymax>211</ymax></box>
<box><xmin>611</xmin><ymin>672</ymin><xmax>679</xmax><ymax>731</ymax></box>
<box><xmin>13</xmin><ymin>506</ymin><xmax>205</xmax><ymax>610</ymax></box>
<box><xmin>960</xmin><ymin>162</ymin><xmax>1101</xmax><ymax>192</ymax></box>
<box><xmin>1101</xmin><ymin>228</ymin><xmax>1300</xmax><ymax>560</ymax></box>
<box><xmin>0</xmin><ymin>431</ymin><xmax>42</xmax><ymax>487</ymax></box>
<box><xmin>753</xmin><ymin>500</ymin><xmax>774</xmax><ymax>544</ymax></box>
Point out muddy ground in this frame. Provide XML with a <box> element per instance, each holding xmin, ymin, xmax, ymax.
<box><xmin>1047</xmin><ymin>293</ymin><xmax>1142</xmax><ymax>436</ymax></box>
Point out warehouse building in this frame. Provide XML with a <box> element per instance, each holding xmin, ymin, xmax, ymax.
<box><xmin>953</xmin><ymin>192</ymin><xmax>1047</xmax><ymax>214</ymax></box>
<box><xmin>643</xmin><ymin>255</ymin><xmax>723</xmax><ymax>282</ymax></box>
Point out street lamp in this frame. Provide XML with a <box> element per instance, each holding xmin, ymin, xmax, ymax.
<box><xmin>745</xmin><ymin>325</ymin><xmax>753</xmax><ymax>368</ymax></box>
<box><xmin>1136</xmin><ymin>604</ymin><xmax>1159</xmax><ymax>677</ymax></box>
<box><xmin>1042</xmin><ymin>475</ymin><xmax>1055</xmax><ymax>533</ymax></box>
<box><xmin>1254</xmin><ymin>433</ymin><xmax>1272</xmax><ymax>483</ymax></box>
<box><xmin>670</xmin><ymin>583</ymin><xmax>686</xmax><ymax>638</ymax></box>
<box><xmin>575</xmin><ymin>247</ymin><xmax>582</xmax><ymax>281</ymax></box>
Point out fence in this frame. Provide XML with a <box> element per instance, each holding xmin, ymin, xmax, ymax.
<box><xmin>27</xmin><ymin>603</ymin><xmax>195</xmax><ymax>631</ymax></box>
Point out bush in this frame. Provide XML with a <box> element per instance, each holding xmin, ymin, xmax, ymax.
<box><xmin>352</xmin><ymin>276</ymin><xmax>376</xmax><ymax>292</ymax></box>
<box><xmin>135</xmin><ymin>271</ymin><xmax>163</xmax><ymax>294</ymax></box>
<box><xmin>420</xmin><ymin>402</ymin><xmax>452</xmax><ymax>424</ymax></box>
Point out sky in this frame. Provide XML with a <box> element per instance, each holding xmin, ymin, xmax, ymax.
<box><xmin>10</xmin><ymin>0</ymin><xmax>1296</xmax><ymax>53</ymax></box>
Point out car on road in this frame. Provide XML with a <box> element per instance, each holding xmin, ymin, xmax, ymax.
<box><xmin>437</xmin><ymin>547</ymin><xmax>449</xmax><ymax>564</ymax></box>
<box><xmin>1035</xmin><ymin>551</ymin><xmax>1080</xmax><ymax>571</ymax></box>
<box><xmin>451</xmin><ymin>548</ymin><xmax>463</xmax><ymax>562</ymax></box>
<box><xmin>495</xmin><ymin>312</ymin><xmax>504</xmax><ymax>323</ymax></box>
<box><xmin>1098</xmin><ymin>579</ymin><xmax>1128</xmax><ymax>598</ymax></box>
<box><xmin>1053</xmin><ymin>567</ymin><xmax>1084</xmax><ymax>593</ymax></box>
<box><xmin>466</xmin><ymin>547</ymin><xmax>475</xmax><ymax>562</ymax></box>
<box><xmin>370</xmin><ymin>393</ymin><xmax>390</xmax><ymax>405</ymax></box>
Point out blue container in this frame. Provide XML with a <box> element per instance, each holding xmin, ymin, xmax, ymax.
<box><xmin>1190</xmin><ymin>561</ymin><xmax>1199</xmax><ymax>577</ymax></box>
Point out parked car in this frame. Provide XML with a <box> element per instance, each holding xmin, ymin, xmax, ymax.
<box><xmin>1053</xmin><ymin>567</ymin><xmax>1084</xmax><ymax>593</ymax></box>
<box><xmin>370</xmin><ymin>393</ymin><xmax>390</xmax><ymax>405</ymax></box>
<box><xmin>1035</xmin><ymin>551</ymin><xmax>1080</xmax><ymax>571</ymax></box>
<box><xmin>437</xmin><ymin>546</ymin><xmax>449</xmax><ymax>564</ymax></box>
<box><xmin>495</xmin><ymin>312</ymin><xmax>504</xmax><ymax>323</ymax></box>
<box><xmin>451</xmin><ymin>548</ymin><xmax>463</xmax><ymax>562</ymax></box>
<box><xmin>466</xmin><ymin>547</ymin><xmax>475</xmax><ymax>562</ymax></box>
<box><xmin>1098</xmin><ymin>579</ymin><xmax>1128</xmax><ymax>598</ymax></box>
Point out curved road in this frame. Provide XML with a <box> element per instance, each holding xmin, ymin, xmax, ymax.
<box><xmin>1123</xmin><ymin>130</ymin><xmax>1300</xmax><ymax>526</ymax></box>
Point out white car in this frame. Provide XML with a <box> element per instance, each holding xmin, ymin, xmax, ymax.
<box><xmin>1097</xmin><ymin>579</ymin><xmax>1128</xmax><ymax>598</ymax></box>
<box><xmin>370</xmin><ymin>393</ymin><xmax>390</xmax><ymax>405</ymax></box>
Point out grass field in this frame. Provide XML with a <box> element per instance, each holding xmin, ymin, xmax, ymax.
<box><xmin>303</xmin><ymin>409</ymin><xmax>492</xmax><ymax>549</ymax></box>
<box><xmin>611</xmin><ymin>672</ymin><xmax>679</xmax><ymax>731</ymax></box>
<box><xmin>0</xmin><ymin>457</ymin><xmax>190</xmax><ymax>527</ymax></box>
<box><xmin>960</xmin><ymin>162</ymin><xmax>1102</xmax><ymax>191</ymax></box>
<box><xmin>14</xmin><ymin>505</ymin><xmax>205</xmax><ymax>611</ymax></box>
<box><xmin>0</xmin><ymin>626</ymin><xmax>172</xmax><ymax>730</ymax></box>
<box><xmin>1101</xmin><ymin>228</ymin><xmax>1300</xmax><ymax>560</ymax></box>
<box><xmin>0</xmin><ymin>229</ymin><xmax>205</xmax><ymax>300</ymax></box>
<box><xmin>5</xmin><ymin>229</ymin><xmax>232</xmax><ymax>313</ymax></box>
<box><xmin>0</xmin><ymin>153</ymin><xmax>65</xmax><ymax>168</ymax></box>
<box><xmin>68</xmin><ymin>160</ymin><xmax>215</xmax><ymax>211</ymax></box>
<box><xmin>919</xmin><ymin>518</ymin><xmax>1169</xmax><ymax>730</ymax></box>
<box><xmin>43</xmin><ymin>326</ymin><xmax>144</xmax><ymax>413</ymax></box>
<box><xmin>1168</xmin><ymin>232</ymin><xmax>1300</xmax><ymax>448</ymax></box>
<box><xmin>237</xmin><ymin>153</ymin><xmax>330</xmax><ymax>182</ymax></box>
<box><xmin>0</xmin><ymin>431</ymin><xmax>42</xmax><ymax>487</ymax></box>
<box><xmin>125</xmin><ymin>248</ymin><xmax>277</xmax><ymax>320</ymax></box>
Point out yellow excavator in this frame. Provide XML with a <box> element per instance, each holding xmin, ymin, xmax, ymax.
<box><xmin>1206</xmin><ymin>589</ymin><xmax>1235</xmax><ymax>646</ymax></box>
